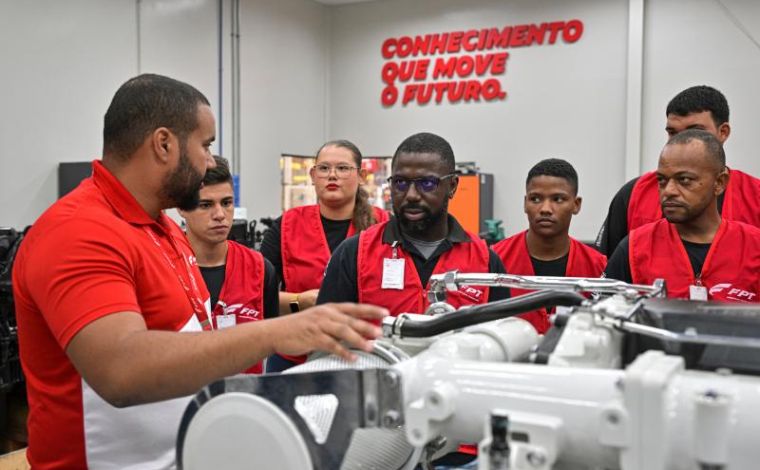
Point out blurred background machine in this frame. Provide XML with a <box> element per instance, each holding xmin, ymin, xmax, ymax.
<box><xmin>448</xmin><ymin>162</ymin><xmax>494</xmax><ymax>236</ymax></box>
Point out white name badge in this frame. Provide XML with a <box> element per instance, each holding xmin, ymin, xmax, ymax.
<box><xmin>381</xmin><ymin>258</ymin><xmax>405</xmax><ymax>290</ymax></box>
<box><xmin>216</xmin><ymin>313</ymin><xmax>237</xmax><ymax>329</ymax></box>
<box><xmin>555</xmin><ymin>306</ymin><xmax>574</xmax><ymax>316</ymax></box>
<box><xmin>689</xmin><ymin>285</ymin><xmax>708</xmax><ymax>301</ymax></box>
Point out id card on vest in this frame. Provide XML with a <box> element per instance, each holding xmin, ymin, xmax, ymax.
<box><xmin>382</xmin><ymin>258</ymin><xmax>405</xmax><ymax>289</ymax></box>
<box><xmin>689</xmin><ymin>285</ymin><xmax>708</xmax><ymax>301</ymax></box>
<box><xmin>216</xmin><ymin>313</ymin><xmax>237</xmax><ymax>329</ymax></box>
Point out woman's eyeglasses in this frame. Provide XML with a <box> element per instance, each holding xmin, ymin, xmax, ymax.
<box><xmin>387</xmin><ymin>174</ymin><xmax>456</xmax><ymax>193</ymax></box>
<box><xmin>313</xmin><ymin>164</ymin><xmax>359</xmax><ymax>178</ymax></box>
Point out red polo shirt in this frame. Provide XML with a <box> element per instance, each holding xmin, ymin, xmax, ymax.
<box><xmin>13</xmin><ymin>160</ymin><xmax>209</xmax><ymax>469</ymax></box>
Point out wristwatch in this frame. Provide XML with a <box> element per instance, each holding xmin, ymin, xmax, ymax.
<box><xmin>289</xmin><ymin>294</ymin><xmax>300</xmax><ymax>313</ymax></box>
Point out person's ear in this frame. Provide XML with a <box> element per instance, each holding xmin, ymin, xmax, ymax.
<box><xmin>573</xmin><ymin>196</ymin><xmax>582</xmax><ymax>215</ymax></box>
<box><xmin>447</xmin><ymin>175</ymin><xmax>459</xmax><ymax>199</ymax></box>
<box><xmin>358</xmin><ymin>167</ymin><xmax>368</xmax><ymax>185</ymax></box>
<box><xmin>152</xmin><ymin>127</ymin><xmax>173</xmax><ymax>163</ymax></box>
<box><xmin>717</xmin><ymin>122</ymin><xmax>731</xmax><ymax>143</ymax></box>
<box><xmin>715</xmin><ymin>167</ymin><xmax>729</xmax><ymax>196</ymax></box>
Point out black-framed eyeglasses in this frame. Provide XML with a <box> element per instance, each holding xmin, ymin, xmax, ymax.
<box><xmin>386</xmin><ymin>173</ymin><xmax>456</xmax><ymax>193</ymax></box>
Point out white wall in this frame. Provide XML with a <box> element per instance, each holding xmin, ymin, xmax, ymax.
<box><xmin>328</xmin><ymin>0</ymin><xmax>629</xmax><ymax>241</ymax></box>
<box><xmin>0</xmin><ymin>0</ymin><xmax>138</xmax><ymax>228</ymax></box>
<box><xmin>3</xmin><ymin>0</ymin><xmax>760</xmax><ymax>236</ymax></box>
<box><xmin>237</xmin><ymin>0</ymin><xmax>329</xmax><ymax>221</ymax></box>
<box><xmin>641</xmin><ymin>0</ymin><xmax>760</xmax><ymax>176</ymax></box>
<box><xmin>139</xmin><ymin>0</ymin><xmax>220</xmax><ymax>120</ymax></box>
<box><xmin>0</xmin><ymin>0</ymin><xmax>328</xmax><ymax>228</ymax></box>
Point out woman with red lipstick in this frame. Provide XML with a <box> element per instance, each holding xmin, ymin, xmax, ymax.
<box><xmin>260</xmin><ymin>139</ymin><xmax>389</xmax><ymax>371</ymax></box>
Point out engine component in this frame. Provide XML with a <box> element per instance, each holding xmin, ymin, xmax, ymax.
<box><xmin>177</xmin><ymin>276</ymin><xmax>760</xmax><ymax>469</ymax></box>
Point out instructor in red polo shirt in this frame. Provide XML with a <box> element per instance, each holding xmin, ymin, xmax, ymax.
<box><xmin>12</xmin><ymin>74</ymin><xmax>386</xmax><ymax>470</ymax></box>
<box><xmin>604</xmin><ymin>129</ymin><xmax>760</xmax><ymax>302</ymax></box>
<box><xmin>493</xmin><ymin>158</ymin><xmax>606</xmax><ymax>333</ymax></box>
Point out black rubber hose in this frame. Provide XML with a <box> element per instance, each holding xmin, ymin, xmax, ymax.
<box><xmin>398</xmin><ymin>290</ymin><xmax>586</xmax><ymax>338</ymax></box>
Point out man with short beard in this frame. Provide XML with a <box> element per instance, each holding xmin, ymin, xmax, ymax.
<box><xmin>12</xmin><ymin>74</ymin><xmax>387</xmax><ymax>469</ymax></box>
<box><xmin>604</xmin><ymin>129</ymin><xmax>760</xmax><ymax>302</ymax></box>
<box><xmin>317</xmin><ymin>131</ymin><xmax>510</xmax><ymax>464</ymax></box>
<box><xmin>318</xmin><ymin>132</ymin><xmax>510</xmax><ymax>312</ymax></box>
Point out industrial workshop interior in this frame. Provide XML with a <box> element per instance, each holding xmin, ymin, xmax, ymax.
<box><xmin>2</xmin><ymin>0</ymin><xmax>760</xmax><ymax>468</ymax></box>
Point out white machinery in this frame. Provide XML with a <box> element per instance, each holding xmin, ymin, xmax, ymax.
<box><xmin>177</xmin><ymin>274</ymin><xmax>760</xmax><ymax>469</ymax></box>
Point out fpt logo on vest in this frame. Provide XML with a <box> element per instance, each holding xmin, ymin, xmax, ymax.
<box><xmin>459</xmin><ymin>286</ymin><xmax>485</xmax><ymax>303</ymax></box>
<box><xmin>223</xmin><ymin>303</ymin><xmax>261</xmax><ymax>319</ymax></box>
<box><xmin>708</xmin><ymin>283</ymin><xmax>757</xmax><ymax>302</ymax></box>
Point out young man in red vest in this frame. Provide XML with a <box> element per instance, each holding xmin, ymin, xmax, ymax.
<box><xmin>604</xmin><ymin>129</ymin><xmax>760</xmax><ymax>302</ymax></box>
<box><xmin>493</xmin><ymin>159</ymin><xmax>607</xmax><ymax>333</ymax></box>
<box><xmin>596</xmin><ymin>85</ymin><xmax>760</xmax><ymax>256</ymax></box>
<box><xmin>318</xmin><ymin>132</ymin><xmax>510</xmax><ymax>312</ymax></box>
<box><xmin>178</xmin><ymin>156</ymin><xmax>278</xmax><ymax>374</ymax></box>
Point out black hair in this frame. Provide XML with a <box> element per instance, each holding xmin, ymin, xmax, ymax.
<box><xmin>103</xmin><ymin>73</ymin><xmax>210</xmax><ymax>160</ymax></box>
<box><xmin>526</xmin><ymin>158</ymin><xmax>579</xmax><ymax>194</ymax></box>
<box><xmin>316</xmin><ymin>139</ymin><xmax>376</xmax><ymax>232</ymax></box>
<box><xmin>203</xmin><ymin>155</ymin><xmax>233</xmax><ymax>186</ymax></box>
<box><xmin>666</xmin><ymin>129</ymin><xmax>726</xmax><ymax>169</ymax></box>
<box><xmin>666</xmin><ymin>85</ymin><xmax>729</xmax><ymax>127</ymax></box>
<box><xmin>392</xmin><ymin>132</ymin><xmax>456</xmax><ymax>173</ymax></box>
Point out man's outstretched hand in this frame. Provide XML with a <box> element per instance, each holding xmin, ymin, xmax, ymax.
<box><xmin>265</xmin><ymin>303</ymin><xmax>389</xmax><ymax>361</ymax></box>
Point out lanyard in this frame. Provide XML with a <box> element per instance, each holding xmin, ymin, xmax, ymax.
<box><xmin>391</xmin><ymin>240</ymin><xmax>400</xmax><ymax>259</ymax></box>
<box><xmin>143</xmin><ymin>225</ymin><xmax>213</xmax><ymax>331</ymax></box>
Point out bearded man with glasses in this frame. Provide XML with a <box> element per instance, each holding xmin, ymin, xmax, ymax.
<box><xmin>318</xmin><ymin>132</ymin><xmax>510</xmax><ymax>313</ymax></box>
<box><xmin>317</xmin><ymin>132</ymin><xmax>511</xmax><ymax>464</ymax></box>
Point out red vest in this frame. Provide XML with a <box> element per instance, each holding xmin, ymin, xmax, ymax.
<box><xmin>492</xmin><ymin>231</ymin><xmax>607</xmax><ymax>333</ymax></box>
<box><xmin>628</xmin><ymin>169</ymin><xmax>760</xmax><ymax>231</ymax></box>
<box><xmin>629</xmin><ymin>219</ymin><xmax>760</xmax><ymax>302</ymax></box>
<box><xmin>212</xmin><ymin>241</ymin><xmax>265</xmax><ymax>373</ymax></box>
<box><xmin>279</xmin><ymin>204</ymin><xmax>389</xmax><ymax>365</ymax></box>
<box><xmin>281</xmin><ymin>204</ymin><xmax>390</xmax><ymax>292</ymax></box>
<box><xmin>357</xmin><ymin>220</ymin><xmax>490</xmax><ymax>315</ymax></box>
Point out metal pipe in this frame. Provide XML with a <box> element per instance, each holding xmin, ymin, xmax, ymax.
<box><xmin>390</xmin><ymin>290</ymin><xmax>586</xmax><ymax>338</ymax></box>
<box><xmin>427</xmin><ymin>272</ymin><xmax>665</xmax><ymax>302</ymax></box>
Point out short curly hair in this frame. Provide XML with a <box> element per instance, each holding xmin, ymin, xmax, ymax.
<box><xmin>526</xmin><ymin>158</ymin><xmax>578</xmax><ymax>194</ymax></box>
<box><xmin>666</xmin><ymin>85</ymin><xmax>729</xmax><ymax>127</ymax></box>
<box><xmin>103</xmin><ymin>73</ymin><xmax>210</xmax><ymax>160</ymax></box>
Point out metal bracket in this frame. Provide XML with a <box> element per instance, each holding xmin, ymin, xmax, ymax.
<box><xmin>177</xmin><ymin>368</ymin><xmax>404</xmax><ymax>470</ymax></box>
